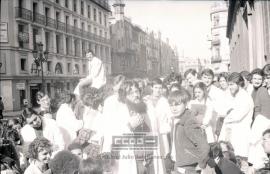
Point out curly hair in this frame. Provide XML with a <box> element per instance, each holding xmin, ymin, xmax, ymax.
<box><xmin>80</xmin><ymin>87</ymin><xmax>104</xmax><ymax>110</ymax></box>
<box><xmin>79</xmin><ymin>158</ymin><xmax>103</xmax><ymax>174</ymax></box>
<box><xmin>49</xmin><ymin>150</ymin><xmax>80</xmax><ymax>174</ymax></box>
<box><xmin>27</xmin><ymin>137</ymin><xmax>52</xmax><ymax>160</ymax></box>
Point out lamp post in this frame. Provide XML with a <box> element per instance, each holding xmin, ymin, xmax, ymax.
<box><xmin>32</xmin><ymin>42</ymin><xmax>49</xmax><ymax>92</ymax></box>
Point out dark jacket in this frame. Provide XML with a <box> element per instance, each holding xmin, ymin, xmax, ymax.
<box><xmin>174</xmin><ymin>109</ymin><xmax>210</xmax><ymax>168</ymax></box>
<box><xmin>215</xmin><ymin>158</ymin><xmax>242</xmax><ymax>174</ymax></box>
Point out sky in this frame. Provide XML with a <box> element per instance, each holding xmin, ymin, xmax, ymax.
<box><xmin>109</xmin><ymin>0</ymin><xmax>214</xmax><ymax>59</ymax></box>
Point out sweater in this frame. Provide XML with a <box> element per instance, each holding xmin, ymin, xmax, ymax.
<box><xmin>254</xmin><ymin>87</ymin><xmax>270</xmax><ymax>119</ymax></box>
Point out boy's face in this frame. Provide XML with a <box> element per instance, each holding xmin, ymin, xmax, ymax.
<box><xmin>169</xmin><ymin>102</ymin><xmax>186</xmax><ymax>118</ymax></box>
<box><xmin>26</xmin><ymin>114</ymin><xmax>42</xmax><ymax>129</ymax></box>
<box><xmin>201</xmin><ymin>74</ymin><xmax>214</xmax><ymax>87</ymax></box>
<box><xmin>152</xmin><ymin>84</ymin><xmax>162</xmax><ymax>97</ymax></box>
<box><xmin>186</xmin><ymin>73</ymin><xmax>197</xmax><ymax>86</ymax></box>
<box><xmin>262</xmin><ymin>133</ymin><xmax>270</xmax><ymax>154</ymax></box>
<box><xmin>228</xmin><ymin>82</ymin><xmax>239</xmax><ymax>96</ymax></box>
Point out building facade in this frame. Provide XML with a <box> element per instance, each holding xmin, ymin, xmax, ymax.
<box><xmin>226</xmin><ymin>0</ymin><xmax>270</xmax><ymax>72</ymax></box>
<box><xmin>0</xmin><ymin>0</ymin><xmax>111</xmax><ymax>111</ymax></box>
<box><xmin>110</xmin><ymin>0</ymin><xmax>178</xmax><ymax>78</ymax></box>
<box><xmin>210</xmin><ymin>1</ymin><xmax>230</xmax><ymax>73</ymax></box>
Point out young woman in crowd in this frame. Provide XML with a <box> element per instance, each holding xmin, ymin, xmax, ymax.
<box><xmin>188</xmin><ymin>82</ymin><xmax>216</xmax><ymax>143</ymax></box>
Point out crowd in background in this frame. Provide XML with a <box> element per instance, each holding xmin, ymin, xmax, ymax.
<box><xmin>1</xmin><ymin>63</ymin><xmax>270</xmax><ymax>174</ymax></box>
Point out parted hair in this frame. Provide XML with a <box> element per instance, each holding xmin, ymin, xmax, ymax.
<box><xmin>228</xmin><ymin>72</ymin><xmax>245</xmax><ymax>87</ymax></box>
<box><xmin>168</xmin><ymin>88</ymin><xmax>191</xmax><ymax>105</ymax></box>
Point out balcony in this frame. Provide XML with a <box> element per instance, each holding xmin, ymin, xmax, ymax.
<box><xmin>33</xmin><ymin>12</ymin><xmax>45</xmax><ymax>25</ymax></box>
<box><xmin>91</xmin><ymin>0</ymin><xmax>111</xmax><ymax>12</ymax></box>
<box><xmin>15</xmin><ymin>7</ymin><xmax>32</xmax><ymax>21</ymax></box>
<box><xmin>15</xmin><ymin>7</ymin><xmax>110</xmax><ymax>44</ymax></box>
<box><xmin>45</xmin><ymin>17</ymin><xmax>55</xmax><ymax>28</ymax></box>
<box><xmin>211</xmin><ymin>57</ymin><xmax>222</xmax><ymax>63</ymax></box>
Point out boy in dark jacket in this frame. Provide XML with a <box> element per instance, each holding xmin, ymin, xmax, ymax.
<box><xmin>168</xmin><ymin>89</ymin><xmax>210</xmax><ymax>174</ymax></box>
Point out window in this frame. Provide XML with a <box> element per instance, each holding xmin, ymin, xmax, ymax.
<box><xmin>94</xmin><ymin>27</ymin><xmax>97</xmax><ymax>35</ymax></box>
<box><xmin>56</xmin><ymin>0</ymin><xmax>59</xmax><ymax>4</ymax></box>
<box><xmin>45</xmin><ymin>32</ymin><xmax>50</xmax><ymax>51</ymax></box>
<box><xmin>104</xmin><ymin>14</ymin><xmax>107</xmax><ymax>27</ymax></box>
<box><xmin>83</xmin><ymin>64</ymin><xmax>86</xmax><ymax>74</ymax></box>
<box><xmin>99</xmin><ymin>29</ymin><xmax>102</xmax><ymax>37</ymax></box>
<box><xmin>81</xmin><ymin>22</ymin><xmax>84</xmax><ymax>30</ymax></box>
<box><xmin>105</xmin><ymin>32</ymin><xmax>107</xmax><ymax>39</ymax></box>
<box><xmin>88</xmin><ymin>25</ymin><xmax>91</xmax><ymax>32</ymax></box>
<box><xmin>18</xmin><ymin>24</ymin><xmax>24</xmax><ymax>48</ymax></box>
<box><xmin>66</xmin><ymin>37</ymin><xmax>71</xmax><ymax>55</ymax></box>
<box><xmin>32</xmin><ymin>28</ymin><xmax>38</xmax><ymax>50</ymax></box>
<box><xmin>47</xmin><ymin>61</ymin><xmax>52</xmax><ymax>72</ymax></box>
<box><xmin>55</xmin><ymin>63</ymin><xmax>63</xmax><ymax>74</ymax></box>
<box><xmin>65</xmin><ymin>16</ymin><xmax>69</xmax><ymax>25</ymax></box>
<box><xmin>88</xmin><ymin>5</ymin><xmax>91</xmax><ymax>18</ymax></box>
<box><xmin>74</xmin><ymin>39</ymin><xmax>79</xmax><ymax>56</ymax></box>
<box><xmin>74</xmin><ymin>64</ymin><xmax>79</xmax><ymax>74</ymax></box>
<box><xmin>74</xmin><ymin>19</ymin><xmax>77</xmax><ymax>27</ymax></box>
<box><xmin>98</xmin><ymin>12</ymin><xmax>102</xmax><ymax>24</ymax></box>
<box><xmin>55</xmin><ymin>11</ymin><xmax>60</xmax><ymax>28</ymax></box>
<box><xmin>20</xmin><ymin>58</ymin><xmax>26</xmax><ymax>71</ymax></box>
<box><xmin>65</xmin><ymin>0</ymin><xmax>68</xmax><ymax>8</ymax></box>
<box><xmin>45</xmin><ymin>7</ymin><xmax>50</xmax><ymax>25</ymax></box>
<box><xmin>93</xmin><ymin>8</ymin><xmax>97</xmax><ymax>21</ymax></box>
<box><xmin>73</xmin><ymin>0</ymin><xmax>77</xmax><ymax>12</ymax></box>
<box><xmin>67</xmin><ymin>63</ymin><xmax>71</xmax><ymax>73</ymax></box>
<box><xmin>99</xmin><ymin>11</ymin><xmax>102</xmax><ymax>24</ymax></box>
<box><xmin>82</xmin><ymin>41</ymin><xmax>86</xmax><ymax>56</ymax></box>
<box><xmin>56</xmin><ymin>34</ymin><xmax>60</xmax><ymax>53</ymax></box>
<box><xmin>81</xmin><ymin>1</ymin><xmax>84</xmax><ymax>15</ymax></box>
<box><xmin>67</xmin><ymin>82</ymin><xmax>70</xmax><ymax>90</ymax></box>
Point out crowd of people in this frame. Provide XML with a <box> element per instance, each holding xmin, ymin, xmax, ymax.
<box><xmin>1</xmin><ymin>52</ymin><xmax>270</xmax><ymax>174</ymax></box>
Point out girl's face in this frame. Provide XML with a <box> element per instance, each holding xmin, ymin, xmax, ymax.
<box><xmin>219</xmin><ymin>77</ymin><xmax>228</xmax><ymax>90</ymax></box>
<box><xmin>264</xmin><ymin>75</ymin><xmax>270</xmax><ymax>88</ymax></box>
<box><xmin>252</xmin><ymin>74</ymin><xmax>263</xmax><ymax>88</ymax></box>
<box><xmin>37</xmin><ymin>149</ymin><xmax>51</xmax><ymax>164</ymax></box>
<box><xmin>194</xmin><ymin>87</ymin><xmax>204</xmax><ymax>101</ymax></box>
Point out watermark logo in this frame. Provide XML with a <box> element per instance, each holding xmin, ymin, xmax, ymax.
<box><xmin>112</xmin><ymin>133</ymin><xmax>158</xmax><ymax>151</ymax></box>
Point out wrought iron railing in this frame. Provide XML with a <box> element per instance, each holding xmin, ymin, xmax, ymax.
<box><xmin>15</xmin><ymin>7</ymin><xmax>109</xmax><ymax>44</ymax></box>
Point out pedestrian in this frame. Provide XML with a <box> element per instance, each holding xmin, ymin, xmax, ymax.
<box><xmin>0</xmin><ymin>96</ymin><xmax>4</xmax><ymax>119</ymax></box>
<box><xmin>167</xmin><ymin>89</ymin><xmax>210</xmax><ymax>174</ymax></box>
<box><xmin>219</xmin><ymin>72</ymin><xmax>254</xmax><ymax>173</ymax></box>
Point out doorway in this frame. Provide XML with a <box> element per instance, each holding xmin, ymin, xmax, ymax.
<box><xmin>30</xmin><ymin>86</ymin><xmax>39</xmax><ymax>107</ymax></box>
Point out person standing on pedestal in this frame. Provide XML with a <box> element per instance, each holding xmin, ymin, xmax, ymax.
<box><xmin>74</xmin><ymin>50</ymin><xmax>106</xmax><ymax>96</ymax></box>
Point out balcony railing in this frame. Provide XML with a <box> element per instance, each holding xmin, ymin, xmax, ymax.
<box><xmin>45</xmin><ymin>17</ymin><xmax>55</xmax><ymax>28</ymax></box>
<box><xmin>15</xmin><ymin>7</ymin><xmax>109</xmax><ymax>43</ymax></box>
<box><xmin>33</xmin><ymin>12</ymin><xmax>45</xmax><ymax>25</ymax></box>
<box><xmin>15</xmin><ymin>7</ymin><xmax>32</xmax><ymax>21</ymax></box>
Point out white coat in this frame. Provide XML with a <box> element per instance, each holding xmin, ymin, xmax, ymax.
<box><xmin>56</xmin><ymin>103</ymin><xmax>83</xmax><ymax>149</ymax></box>
<box><xmin>145</xmin><ymin>96</ymin><xmax>171</xmax><ymax>174</ymax></box>
<box><xmin>219</xmin><ymin>88</ymin><xmax>254</xmax><ymax>157</ymax></box>
<box><xmin>102</xmin><ymin>98</ymin><xmax>137</xmax><ymax>174</ymax></box>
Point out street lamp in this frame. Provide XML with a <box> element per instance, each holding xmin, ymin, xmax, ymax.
<box><xmin>31</xmin><ymin>42</ymin><xmax>49</xmax><ymax>92</ymax></box>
